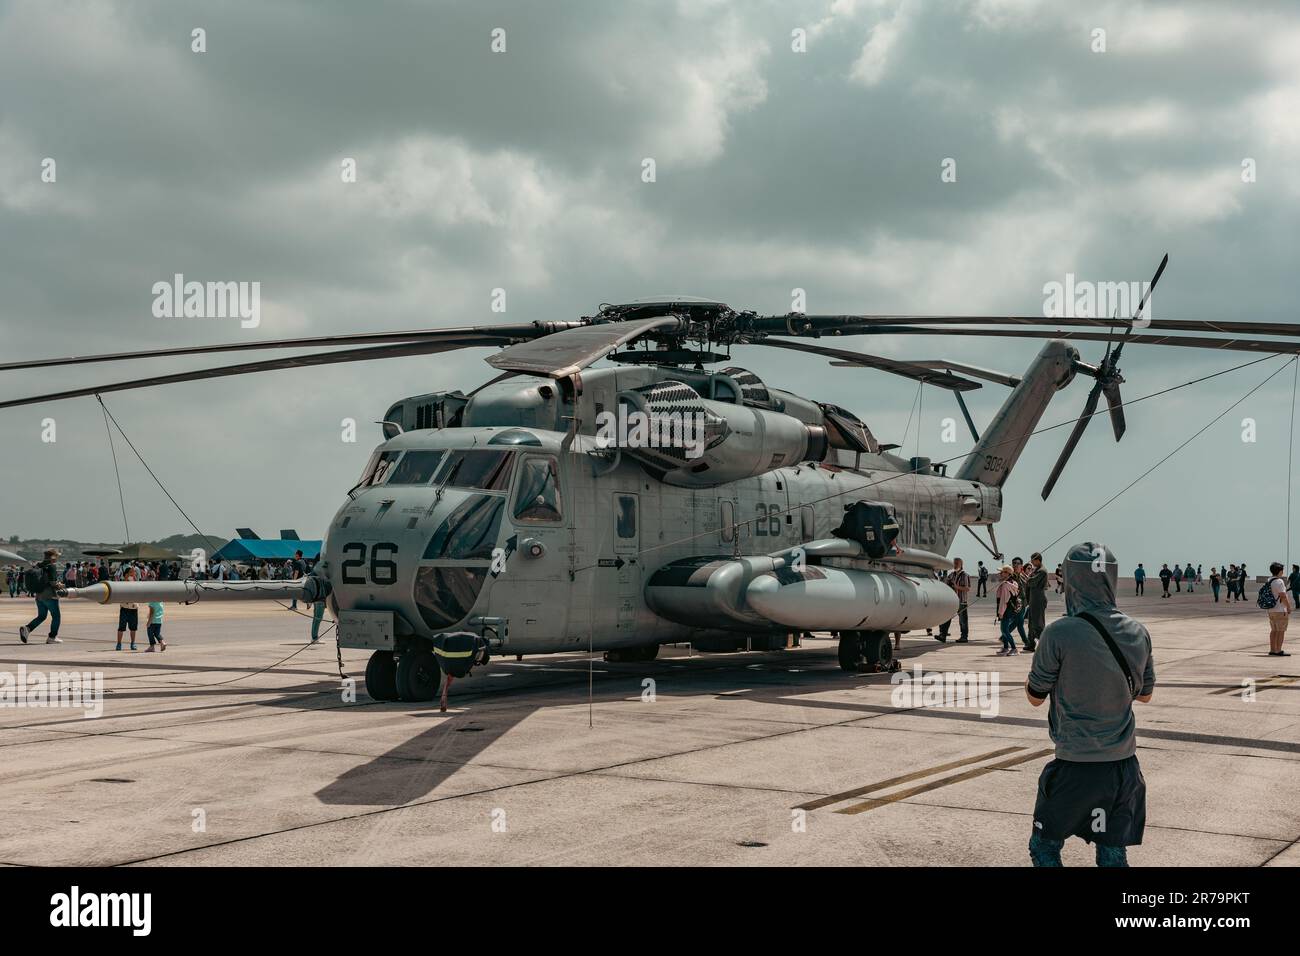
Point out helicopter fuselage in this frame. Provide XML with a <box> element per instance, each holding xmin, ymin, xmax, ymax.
<box><xmin>322</xmin><ymin>420</ymin><xmax>998</xmax><ymax>657</ymax></box>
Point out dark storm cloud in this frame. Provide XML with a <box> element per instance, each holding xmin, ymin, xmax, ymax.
<box><xmin>0</xmin><ymin>0</ymin><xmax>1297</xmax><ymax>567</ymax></box>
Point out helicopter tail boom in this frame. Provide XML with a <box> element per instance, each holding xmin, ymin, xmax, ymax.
<box><xmin>953</xmin><ymin>339</ymin><xmax>1077</xmax><ymax>488</ymax></box>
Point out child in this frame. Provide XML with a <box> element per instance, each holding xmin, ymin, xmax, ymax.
<box><xmin>145</xmin><ymin>601</ymin><xmax>166</xmax><ymax>652</ymax></box>
<box><xmin>116</xmin><ymin>566</ymin><xmax>139</xmax><ymax>650</ymax></box>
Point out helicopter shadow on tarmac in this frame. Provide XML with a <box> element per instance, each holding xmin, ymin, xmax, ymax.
<box><xmin>308</xmin><ymin>642</ymin><xmax>942</xmax><ymax>808</ymax></box>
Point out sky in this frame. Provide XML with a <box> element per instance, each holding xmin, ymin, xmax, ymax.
<box><xmin>1</xmin><ymin>0</ymin><xmax>1298</xmax><ymax>571</ymax></box>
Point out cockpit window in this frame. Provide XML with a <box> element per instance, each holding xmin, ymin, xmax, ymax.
<box><xmin>422</xmin><ymin>495</ymin><xmax>504</xmax><ymax>561</ymax></box>
<box><xmin>513</xmin><ymin>456</ymin><xmax>562</xmax><ymax>523</ymax></box>
<box><xmin>387</xmin><ymin>450</ymin><xmax>445</xmax><ymax>485</ymax></box>
<box><xmin>355</xmin><ymin>450</ymin><xmax>401</xmax><ymax>490</ymax></box>
<box><xmin>433</xmin><ymin>449</ymin><xmax>515</xmax><ymax>491</ymax></box>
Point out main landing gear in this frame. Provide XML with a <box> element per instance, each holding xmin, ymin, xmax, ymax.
<box><xmin>603</xmin><ymin>644</ymin><xmax>659</xmax><ymax>663</ymax></box>
<box><xmin>836</xmin><ymin>630</ymin><xmax>898</xmax><ymax>673</ymax></box>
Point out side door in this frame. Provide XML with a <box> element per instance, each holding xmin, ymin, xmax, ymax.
<box><xmin>612</xmin><ymin>492</ymin><xmax>640</xmax><ymax>638</ymax></box>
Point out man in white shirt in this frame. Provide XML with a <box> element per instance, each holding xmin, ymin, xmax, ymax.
<box><xmin>1266</xmin><ymin>562</ymin><xmax>1293</xmax><ymax>657</ymax></box>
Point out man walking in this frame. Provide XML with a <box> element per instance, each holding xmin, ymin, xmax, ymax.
<box><xmin>977</xmin><ymin>561</ymin><xmax>988</xmax><ymax>598</ymax></box>
<box><xmin>1026</xmin><ymin>542</ymin><xmax>1155</xmax><ymax>867</ymax></box>
<box><xmin>935</xmin><ymin>557</ymin><xmax>971</xmax><ymax>644</ymax></box>
<box><xmin>1025</xmin><ymin>552</ymin><xmax>1048</xmax><ymax>652</ymax></box>
<box><xmin>1289</xmin><ymin>565</ymin><xmax>1300</xmax><ymax>612</ymax></box>
<box><xmin>1263</xmin><ymin>562</ymin><xmax>1292</xmax><ymax>657</ymax></box>
<box><xmin>288</xmin><ymin>549</ymin><xmax>306</xmax><ymax>610</ymax></box>
<box><xmin>1133</xmin><ymin>563</ymin><xmax>1145</xmax><ymax>596</ymax></box>
<box><xmin>1158</xmin><ymin>563</ymin><xmax>1172</xmax><ymax>598</ymax></box>
<box><xmin>18</xmin><ymin>548</ymin><xmax>66</xmax><ymax>644</ymax></box>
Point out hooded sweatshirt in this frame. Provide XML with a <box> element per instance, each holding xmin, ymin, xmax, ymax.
<box><xmin>1027</xmin><ymin>542</ymin><xmax>1156</xmax><ymax>762</ymax></box>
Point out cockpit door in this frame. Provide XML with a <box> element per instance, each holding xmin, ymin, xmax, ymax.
<box><xmin>491</xmin><ymin>453</ymin><xmax>570</xmax><ymax>649</ymax></box>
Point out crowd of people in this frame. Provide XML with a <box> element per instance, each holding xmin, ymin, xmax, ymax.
<box><xmin>1137</xmin><ymin>561</ymin><xmax>1300</xmax><ymax>607</ymax></box>
<box><xmin>931</xmin><ymin>554</ymin><xmax>1051</xmax><ymax>656</ymax></box>
<box><xmin>931</xmin><ymin>554</ymin><xmax>1292</xmax><ymax>659</ymax></box>
<box><xmin>3</xmin><ymin>553</ymin><xmax>317</xmax><ymax>599</ymax></box>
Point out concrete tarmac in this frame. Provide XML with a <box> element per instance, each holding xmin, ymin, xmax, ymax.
<box><xmin>0</xmin><ymin>584</ymin><xmax>1297</xmax><ymax>866</ymax></box>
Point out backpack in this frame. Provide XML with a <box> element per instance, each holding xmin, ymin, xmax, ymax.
<box><xmin>23</xmin><ymin>564</ymin><xmax>49</xmax><ymax>594</ymax></box>
<box><xmin>1258</xmin><ymin>577</ymin><xmax>1283</xmax><ymax>610</ymax></box>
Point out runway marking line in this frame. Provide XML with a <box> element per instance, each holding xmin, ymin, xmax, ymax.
<box><xmin>794</xmin><ymin>745</ymin><xmax>1025</xmax><ymax>811</ymax></box>
<box><xmin>833</xmin><ymin>747</ymin><xmax>1055</xmax><ymax>815</ymax></box>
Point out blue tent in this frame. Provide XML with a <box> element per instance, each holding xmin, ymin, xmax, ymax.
<box><xmin>210</xmin><ymin>539</ymin><xmax>322</xmax><ymax>563</ymax></box>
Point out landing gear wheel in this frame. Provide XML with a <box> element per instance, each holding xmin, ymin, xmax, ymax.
<box><xmin>365</xmin><ymin>650</ymin><xmax>399</xmax><ymax>702</ymax></box>
<box><xmin>396</xmin><ymin>647</ymin><xmax>441</xmax><ymax>702</ymax></box>
<box><xmin>638</xmin><ymin>644</ymin><xmax>659</xmax><ymax>662</ymax></box>
<box><xmin>838</xmin><ymin>631</ymin><xmax>893</xmax><ymax>672</ymax></box>
<box><xmin>837</xmin><ymin>632</ymin><xmax>864</xmax><ymax>672</ymax></box>
<box><xmin>863</xmin><ymin>631</ymin><xmax>893</xmax><ymax>669</ymax></box>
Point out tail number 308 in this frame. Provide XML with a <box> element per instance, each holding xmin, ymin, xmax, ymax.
<box><xmin>340</xmin><ymin>542</ymin><xmax>399</xmax><ymax>586</ymax></box>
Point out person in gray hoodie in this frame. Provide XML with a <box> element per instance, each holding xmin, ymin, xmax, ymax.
<box><xmin>1025</xmin><ymin>542</ymin><xmax>1155</xmax><ymax>867</ymax></box>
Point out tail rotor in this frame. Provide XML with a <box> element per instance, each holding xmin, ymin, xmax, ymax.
<box><xmin>1040</xmin><ymin>254</ymin><xmax>1167</xmax><ymax>499</ymax></box>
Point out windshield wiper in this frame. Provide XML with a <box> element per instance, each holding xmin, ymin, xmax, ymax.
<box><xmin>435</xmin><ymin>457</ymin><xmax>463</xmax><ymax>502</ymax></box>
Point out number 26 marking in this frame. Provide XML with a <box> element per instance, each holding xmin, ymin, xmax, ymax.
<box><xmin>341</xmin><ymin>542</ymin><xmax>399</xmax><ymax>586</ymax></box>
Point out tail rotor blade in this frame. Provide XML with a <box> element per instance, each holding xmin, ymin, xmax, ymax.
<box><xmin>1041</xmin><ymin>381</ymin><xmax>1103</xmax><ymax>500</ymax></box>
<box><xmin>1103</xmin><ymin>381</ymin><xmax>1126</xmax><ymax>441</ymax></box>
<box><xmin>1132</xmin><ymin>252</ymin><xmax>1168</xmax><ymax>323</ymax></box>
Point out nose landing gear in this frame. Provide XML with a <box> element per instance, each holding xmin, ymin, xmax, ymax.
<box><xmin>363</xmin><ymin>647</ymin><xmax>442</xmax><ymax>703</ymax></box>
<box><xmin>396</xmin><ymin>646</ymin><xmax>441</xmax><ymax>702</ymax></box>
<box><xmin>364</xmin><ymin>650</ymin><xmax>399</xmax><ymax>701</ymax></box>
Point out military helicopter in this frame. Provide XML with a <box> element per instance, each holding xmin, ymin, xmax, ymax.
<box><xmin>5</xmin><ymin>254</ymin><xmax>1299</xmax><ymax>701</ymax></box>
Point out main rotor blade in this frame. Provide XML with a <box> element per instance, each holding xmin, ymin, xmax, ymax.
<box><xmin>752</xmin><ymin>313</ymin><xmax>1300</xmax><ymax>338</ymax></box>
<box><xmin>788</xmin><ymin>326</ymin><xmax>1300</xmax><ymax>356</ymax></box>
<box><xmin>0</xmin><ymin>338</ymin><xmax>501</xmax><ymax>410</ymax></box>
<box><xmin>0</xmin><ymin>325</ymin><xmax>543</xmax><ymax>373</ymax></box>
<box><xmin>899</xmin><ymin>359</ymin><xmax>1020</xmax><ymax>388</ymax></box>
<box><xmin>487</xmin><ymin>315</ymin><xmax>685</xmax><ymax>378</ymax></box>
<box><xmin>1102</xmin><ymin>381</ymin><xmax>1126</xmax><ymax>441</ymax></box>
<box><xmin>1041</xmin><ymin>381</ymin><xmax>1103</xmax><ymax>500</ymax></box>
<box><xmin>750</xmin><ymin>339</ymin><xmax>982</xmax><ymax>391</ymax></box>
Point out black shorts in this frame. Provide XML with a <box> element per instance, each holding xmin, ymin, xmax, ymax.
<box><xmin>117</xmin><ymin>607</ymin><xmax>139</xmax><ymax>631</ymax></box>
<box><xmin>1032</xmin><ymin>755</ymin><xmax>1146</xmax><ymax>846</ymax></box>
